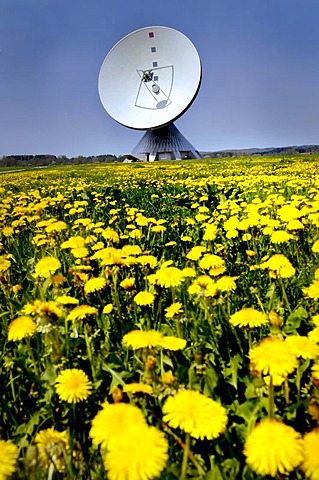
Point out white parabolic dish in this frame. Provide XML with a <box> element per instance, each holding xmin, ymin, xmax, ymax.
<box><xmin>98</xmin><ymin>26</ymin><xmax>202</xmax><ymax>130</ymax></box>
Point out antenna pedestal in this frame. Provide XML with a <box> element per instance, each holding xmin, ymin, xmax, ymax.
<box><xmin>132</xmin><ymin>123</ymin><xmax>202</xmax><ymax>161</ymax></box>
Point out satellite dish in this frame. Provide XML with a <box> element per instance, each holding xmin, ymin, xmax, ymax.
<box><xmin>98</xmin><ymin>26</ymin><xmax>202</xmax><ymax>161</ymax></box>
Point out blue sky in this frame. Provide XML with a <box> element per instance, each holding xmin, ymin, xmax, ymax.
<box><xmin>1</xmin><ymin>0</ymin><xmax>319</xmax><ymax>157</ymax></box>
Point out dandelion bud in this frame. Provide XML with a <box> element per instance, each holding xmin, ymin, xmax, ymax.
<box><xmin>268</xmin><ymin>311</ymin><xmax>282</xmax><ymax>327</ymax></box>
<box><xmin>145</xmin><ymin>355</ymin><xmax>156</xmax><ymax>371</ymax></box>
<box><xmin>162</xmin><ymin>370</ymin><xmax>177</xmax><ymax>385</ymax></box>
<box><xmin>111</xmin><ymin>386</ymin><xmax>124</xmax><ymax>403</ymax></box>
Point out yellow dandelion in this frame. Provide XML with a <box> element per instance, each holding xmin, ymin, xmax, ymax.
<box><xmin>312</xmin><ymin>239</ymin><xmax>319</xmax><ymax>253</ymax></box>
<box><xmin>165</xmin><ymin>302</ymin><xmax>183</xmax><ymax>318</ymax></box>
<box><xmin>270</xmin><ymin>230</ymin><xmax>294</xmax><ymax>244</ymax></box>
<box><xmin>181</xmin><ymin>267</ymin><xmax>196</xmax><ymax>277</ymax></box>
<box><xmin>311</xmin><ymin>363</ymin><xmax>319</xmax><ymax>381</ymax></box>
<box><xmin>123</xmin><ymin>383</ymin><xmax>153</xmax><ymax>395</ymax></box>
<box><xmin>285</xmin><ymin>335</ymin><xmax>319</xmax><ymax>360</ymax></box>
<box><xmin>249</xmin><ymin>337</ymin><xmax>298</xmax><ymax>377</ymax></box>
<box><xmin>120</xmin><ymin>277</ymin><xmax>135</xmax><ymax>290</ymax></box>
<box><xmin>181</xmin><ymin>235</ymin><xmax>192</xmax><ymax>242</ymax></box>
<box><xmin>155</xmin><ymin>266</ymin><xmax>185</xmax><ymax>288</ymax></box>
<box><xmin>0</xmin><ymin>256</ymin><xmax>11</xmax><ymax>273</ymax></box>
<box><xmin>229</xmin><ymin>308</ymin><xmax>269</xmax><ymax>329</ymax></box>
<box><xmin>199</xmin><ymin>254</ymin><xmax>226</xmax><ymax>276</ymax></box>
<box><xmin>121</xmin><ymin>245</ymin><xmax>142</xmax><ymax>256</ymax></box>
<box><xmin>2</xmin><ymin>226</ymin><xmax>14</xmax><ymax>237</ymax></box>
<box><xmin>303</xmin><ymin>280</ymin><xmax>319</xmax><ymax>300</ymax></box>
<box><xmin>203</xmin><ymin>223</ymin><xmax>218</xmax><ymax>241</ymax></box>
<box><xmin>55</xmin><ymin>295</ymin><xmax>79</xmax><ymax>305</ymax></box>
<box><xmin>163</xmin><ymin>389</ymin><xmax>227</xmax><ymax>440</ymax></box>
<box><xmin>133</xmin><ymin>291</ymin><xmax>155</xmax><ymax>306</ymax></box>
<box><xmin>104</xmin><ymin>424</ymin><xmax>168</xmax><ymax>480</ymax></box>
<box><xmin>102</xmin><ymin>227</ymin><xmax>120</xmax><ymax>243</ymax></box>
<box><xmin>260</xmin><ymin>254</ymin><xmax>295</xmax><ymax>278</ymax></box>
<box><xmin>313</xmin><ymin>315</ymin><xmax>319</xmax><ymax>327</ymax></box>
<box><xmin>66</xmin><ymin>305</ymin><xmax>98</xmax><ymax>320</ymax></box>
<box><xmin>61</xmin><ymin>236</ymin><xmax>85</xmax><ymax>249</ymax></box>
<box><xmin>300</xmin><ymin>428</ymin><xmax>319</xmax><ymax>480</ymax></box>
<box><xmin>137</xmin><ymin>255</ymin><xmax>158</xmax><ymax>269</ymax></box>
<box><xmin>8</xmin><ymin>315</ymin><xmax>36</xmax><ymax>341</ymax></box>
<box><xmin>216</xmin><ymin>275</ymin><xmax>238</xmax><ymax>292</ymax></box>
<box><xmin>90</xmin><ymin>402</ymin><xmax>146</xmax><ymax>448</ymax></box>
<box><xmin>35</xmin><ymin>427</ymin><xmax>69</xmax><ymax>470</ymax></box>
<box><xmin>122</xmin><ymin>330</ymin><xmax>163</xmax><ymax>349</ymax></box>
<box><xmin>71</xmin><ymin>246</ymin><xmax>89</xmax><ymax>258</ymax></box>
<box><xmin>186</xmin><ymin>245</ymin><xmax>207</xmax><ymax>261</ymax></box>
<box><xmin>84</xmin><ymin>276</ymin><xmax>106</xmax><ymax>294</ymax></box>
<box><xmin>309</xmin><ymin>327</ymin><xmax>319</xmax><ymax>344</ymax></box>
<box><xmin>277</xmin><ymin>204</ymin><xmax>301</xmax><ymax>222</ymax></box>
<box><xmin>23</xmin><ymin>299</ymin><xmax>63</xmax><ymax>319</ymax></box>
<box><xmin>244</xmin><ymin>418</ymin><xmax>303</xmax><ymax>477</ymax></box>
<box><xmin>0</xmin><ymin>439</ymin><xmax>19</xmax><ymax>479</ymax></box>
<box><xmin>286</xmin><ymin>219</ymin><xmax>304</xmax><ymax>230</ymax></box>
<box><xmin>159</xmin><ymin>336</ymin><xmax>187</xmax><ymax>351</ymax></box>
<box><xmin>103</xmin><ymin>303</ymin><xmax>113</xmax><ymax>314</ymax></box>
<box><xmin>55</xmin><ymin>368</ymin><xmax>92</xmax><ymax>403</ymax></box>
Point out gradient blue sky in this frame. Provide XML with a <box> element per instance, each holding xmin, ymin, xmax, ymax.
<box><xmin>1</xmin><ymin>0</ymin><xmax>318</xmax><ymax>157</ymax></box>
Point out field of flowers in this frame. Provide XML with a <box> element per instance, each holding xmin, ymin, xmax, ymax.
<box><xmin>1</xmin><ymin>155</ymin><xmax>319</xmax><ymax>480</ymax></box>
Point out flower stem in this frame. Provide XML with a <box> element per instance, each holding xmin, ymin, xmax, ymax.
<box><xmin>278</xmin><ymin>277</ymin><xmax>292</xmax><ymax>313</ymax></box>
<box><xmin>268</xmin><ymin>375</ymin><xmax>274</xmax><ymax>419</ymax></box>
<box><xmin>180</xmin><ymin>432</ymin><xmax>190</xmax><ymax>480</ymax></box>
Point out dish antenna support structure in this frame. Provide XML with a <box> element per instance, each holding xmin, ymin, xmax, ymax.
<box><xmin>98</xmin><ymin>26</ymin><xmax>202</xmax><ymax>161</ymax></box>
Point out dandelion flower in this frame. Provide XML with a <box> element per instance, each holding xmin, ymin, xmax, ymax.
<box><xmin>165</xmin><ymin>302</ymin><xmax>183</xmax><ymax>318</ymax></box>
<box><xmin>312</xmin><ymin>240</ymin><xmax>319</xmax><ymax>253</ymax></box>
<box><xmin>23</xmin><ymin>299</ymin><xmax>63</xmax><ymax>319</ymax></box>
<box><xmin>249</xmin><ymin>337</ymin><xmax>298</xmax><ymax>377</ymax></box>
<box><xmin>66</xmin><ymin>305</ymin><xmax>98</xmax><ymax>320</ymax></box>
<box><xmin>34</xmin><ymin>256</ymin><xmax>61</xmax><ymax>278</ymax></box>
<box><xmin>35</xmin><ymin>427</ymin><xmax>69</xmax><ymax>470</ymax></box>
<box><xmin>104</xmin><ymin>424</ymin><xmax>168</xmax><ymax>480</ymax></box>
<box><xmin>133</xmin><ymin>291</ymin><xmax>155</xmax><ymax>306</ymax></box>
<box><xmin>162</xmin><ymin>389</ymin><xmax>227</xmax><ymax>440</ymax></box>
<box><xmin>309</xmin><ymin>327</ymin><xmax>319</xmax><ymax>344</ymax></box>
<box><xmin>244</xmin><ymin>418</ymin><xmax>303</xmax><ymax>477</ymax></box>
<box><xmin>90</xmin><ymin>402</ymin><xmax>146</xmax><ymax>448</ymax></box>
<box><xmin>8</xmin><ymin>315</ymin><xmax>36</xmax><ymax>341</ymax></box>
<box><xmin>260</xmin><ymin>254</ymin><xmax>295</xmax><ymax>278</ymax></box>
<box><xmin>155</xmin><ymin>267</ymin><xmax>184</xmax><ymax>288</ymax></box>
<box><xmin>0</xmin><ymin>439</ymin><xmax>19</xmax><ymax>479</ymax></box>
<box><xmin>0</xmin><ymin>256</ymin><xmax>11</xmax><ymax>273</ymax></box>
<box><xmin>199</xmin><ymin>254</ymin><xmax>226</xmax><ymax>276</ymax></box>
<box><xmin>122</xmin><ymin>330</ymin><xmax>163</xmax><ymax>349</ymax></box>
<box><xmin>159</xmin><ymin>336</ymin><xmax>187</xmax><ymax>351</ymax></box>
<box><xmin>84</xmin><ymin>276</ymin><xmax>106</xmax><ymax>294</ymax></box>
<box><xmin>285</xmin><ymin>335</ymin><xmax>319</xmax><ymax>360</ymax></box>
<box><xmin>300</xmin><ymin>428</ymin><xmax>319</xmax><ymax>480</ymax></box>
<box><xmin>103</xmin><ymin>303</ymin><xmax>113</xmax><ymax>314</ymax></box>
<box><xmin>120</xmin><ymin>277</ymin><xmax>135</xmax><ymax>290</ymax></box>
<box><xmin>123</xmin><ymin>383</ymin><xmax>153</xmax><ymax>395</ymax></box>
<box><xmin>311</xmin><ymin>363</ymin><xmax>319</xmax><ymax>381</ymax></box>
<box><xmin>203</xmin><ymin>224</ymin><xmax>218</xmax><ymax>241</ymax></box>
<box><xmin>303</xmin><ymin>280</ymin><xmax>319</xmax><ymax>300</ymax></box>
<box><xmin>216</xmin><ymin>276</ymin><xmax>238</xmax><ymax>292</ymax></box>
<box><xmin>55</xmin><ymin>368</ymin><xmax>92</xmax><ymax>403</ymax></box>
<box><xmin>270</xmin><ymin>230</ymin><xmax>294</xmax><ymax>244</ymax></box>
<box><xmin>71</xmin><ymin>246</ymin><xmax>89</xmax><ymax>258</ymax></box>
<box><xmin>229</xmin><ymin>308</ymin><xmax>269</xmax><ymax>329</ymax></box>
<box><xmin>55</xmin><ymin>295</ymin><xmax>79</xmax><ymax>305</ymax></box>
<box><xmin>61</xmin><ymin>236</ymin><xmax>85</xmax><ymax>249</ymax></box>
<box><xmin>186</xmin><ymin>246</ymin><xmax>207</xmax><ymax>261</ymax></box>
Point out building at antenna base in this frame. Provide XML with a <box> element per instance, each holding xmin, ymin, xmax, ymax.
<box><xmin>132</xmin><ymin>123</ymin><xmax>202</xmax><ymax>161</ymax></box>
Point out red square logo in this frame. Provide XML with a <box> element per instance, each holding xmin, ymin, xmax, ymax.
<box><xmin>148</xmin><ymin>32</ymin><xmax>154</xmax><ymax>38</ymax></box>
